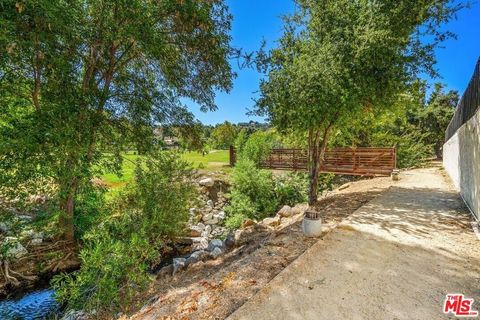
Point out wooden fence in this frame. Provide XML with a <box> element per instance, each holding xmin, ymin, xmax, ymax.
<box><xmin>445</xmin><ymin>58</ymin><xmax>480</xmax><ymax>141</ymax></box>
<box><xmin>229</xmin><ymin>146</ymin><xmax>396</xmax><ymax>176</ymax></box>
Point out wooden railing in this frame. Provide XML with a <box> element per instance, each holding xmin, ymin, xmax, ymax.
<box><xmin>229</xmin><ymin>146</ymin><xmax>396</xmax><ymax>176</ymax></box>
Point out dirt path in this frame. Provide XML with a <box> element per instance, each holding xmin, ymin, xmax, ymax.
<box><xmin>228</xmin><ymin>168</ymin><xmax>480</xmax><ymax>320</ymax></box>
<box><xmin>126</xmin><ymin>175</ymin><xmax>395</xmax><ymax>320</ymax></box>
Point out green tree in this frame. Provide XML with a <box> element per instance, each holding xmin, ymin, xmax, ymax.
<box><xmin>210</xmin><ymin>121</ymin><xmax>237</xmax><ymax>149</ymax></box>
<box><xmin>256</xmin><ymin>0</ymin><xmax>459</xmax><ymax>206</ymax></box>
<box><xmin>0</xmin><ymin>0</ymin><xmax>234</xmax><ymax>241</ymax></box>
<box><xmin>53</xmin><ymin>151</ymin><xmax>196</xmax><ymax>314</ymax></box>
<box><xmin>419</xmin><ymin>83</ymin><xmax>458</xmax><ymax>158</ymax></box>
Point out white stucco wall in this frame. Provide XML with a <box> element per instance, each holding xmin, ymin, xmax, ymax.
<box><xmin>443</xmin><ymin>109</ymin><xmax>480</xmax><ymax>220</ymax></box>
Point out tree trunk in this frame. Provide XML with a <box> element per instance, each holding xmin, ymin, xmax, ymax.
<box><xmin>307</xmin><ymin>125</ymin><xmax>334</xmax><ymax>206</ymax></box>
<box><xmin>59</xmin><ymin>183</ymin><xmax>77</xmax><ymax>242</ymax></box>
<box><xmin>308</xmin><ymin>129</ymin><xmax>321</xmax><ymax>206</ymax></box>
<box><xmin>435</xmin><ymin>142</ymin><xmax>443</xmax><ymax>159</ymax></box>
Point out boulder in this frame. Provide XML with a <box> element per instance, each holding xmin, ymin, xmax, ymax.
<box><xmin>224</xmin><ymin>233</ymin><xmax>235</xmax><ymax>248</ymax></box>
<box><xmin>156</xmin><ymin>264</ymin><xmax>173</xmax><ymax>279</ymax></box>
<box><xmin>199</xmin><ymin>177</ymin><xmax>215</xmax><ymax>187</ymax></box>
<box><xmin>206</xmin><ymin>200</ymin><xmax>214</xmax><ymax>208</ymax></box>
<box><xmin>262</xmin><ymin>216</ymin><xmax>280</xmax><ymax>227</ymax></box>
<box><xmin>187</xmin><ymin>250</ymin><xmax>209</xmax><ymax>265</ymax></box>
<box><xmin>172</xmin><ymin>258</ymin><xmax>186</xmax><ymax>275</ymax></box>
<box><xmin>187</xmin><ymin>225</ymin><xmax>203</xmax><ymax>237</ymax></box>
<box><xmin>29</xmin><ymin>238</ymin><xmax>43</xmax><ymax>246</ymax></box>
<box><xmin>292</xmin><ymin>204</ymin><xmax>307</xmax><ymax>216</ymax></box>
<box><xmin>202</xmin><ymin>212</ymin><xmax>214</xmax><ymax>222</ymax></box>
<box><xmin>4</xmin><ymin>237</ymin><xmax>28</xmax><ymax>258</ymax></box>
<box><xmin>209</xmin><ymin>247</ymin><xmax>223</xmax><ymax>259</ymax></box>
<box><xmin>241</xmin><ymin>219</ymin><xmax>255</xmax><ymax>229</ymax></box>
<box><xmin>204</xmin><ymin>217</ymin><xmax>219</xmax><ymax>225</ymax></box>
<box><xmin>215</xmin><ymin>211</ymin><xmax>226</xmax><ymax>220</ymax></box>
<box><xmin>192</xmin><ymin>237</ymin><xmax>209</xmax><ymax>250</ymax></box>
<box><xmin>0</xmin><ymin>222</ymin><xmax>9</xmax><ymax>233</ymax></box>
<box><xmin>201</xmin><ymin>225</ymin><xmax>212</xmax><ymax>238</ymax></box>
<box><xmin>277</xmin><ymin>205</ymin><xmax>293</xmax><ymax>217</ymax></box>
<box><xmin>207</xmin><ymin>239</ymin><xmax>224</xmax><ymax>252</ymax></box>
<box><xmin>61</xmin><ymin>310</ymin><xmax>88</xmax><ymax>320</ymax></box>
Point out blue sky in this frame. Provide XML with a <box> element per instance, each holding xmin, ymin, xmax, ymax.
<box><xmin>187</xmin><ymin>0</ymin><xmax>480</xmax><ymax>125</ymax></box>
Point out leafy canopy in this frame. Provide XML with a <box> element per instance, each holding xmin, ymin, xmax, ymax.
<box><xmin>0</xmin><ymin>0</ymin><xmax>234</xmax><ymax>238</ymax></box>
<box><xmin>256</xmin><ymin>0</ymin><xmax>460</xmax><ymax>134</ymax></box>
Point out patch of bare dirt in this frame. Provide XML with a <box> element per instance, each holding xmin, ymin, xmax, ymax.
<box><xmin>125</xmin><ymin>175</ymin><xmax>395</xmax><ymax>320</ymax></box>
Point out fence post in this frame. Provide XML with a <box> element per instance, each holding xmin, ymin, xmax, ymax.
<box><xmin>353</xmin><ymin>148</ymin><xmax>357</xmax><ymax>171</ymax></box>
<box><xmin>229</xmin><ymin>145</ymin><xmax>236</xmax><ymax>167</ymax></box>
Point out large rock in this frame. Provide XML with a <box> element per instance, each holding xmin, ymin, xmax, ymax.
<box><xmin>211</xmin><ymin>226</ymin><xmax>227</xmax><ymax>238</ymax></box>
<box><xmin>204</xmin><ymin>217</ymin><xmax>219</xmax><ymax>225</ymax></box>
<box><xmin>292</xmin><ymin>204</ymin><xmax>308</xmax><ymax>216</ymax></box>
<box><xmin>192</xmin><ymin>237</ymin><xmax>209</xmax><ymax>250</ymax></box>
<box><xmin>277</xmin><ymin>205</ymin><xmax>293</xmax><ymax>217</ymax></box>
<box><xmin>61</xmin><ymin>310</ymin><xmax>88</xmax><ymax>320</ymax></box>
<box><xmin>187</xmin><ymin>250</ymin><xmax>209</xmax><ymax>265</ymax></box>
<box><xmin>241</xmin><ymin>219</ymin><xmax>256</xmax><ymax>229</ymax></box>
<box><xmin>206</xmin><ymin>200</ymin><xmax>214</xmax><ymax>208</ymax></box>
<box><xmin>0</xmin><ymin>222</ymin><xmax>9</xmax><ymax>233</ymax></box>
<box><xmin>199</xmin><ymin>177</ymin><xmax>215</xmax><ymax>187</ymax></box>
<box><xmin>207</xmin><ymin>239</ymin><xmax>224</xmax><ymax>252</ymax></box>
<box><xmin>215</xmin><ymin>211</ymin><xmax>226</xmax><ymax>220</ymax></box>
<box><xmin>187</xmin><ymin>225</ymin><xmax>204</xmax><ymax>237</ymax></box>
<box><xmin>224</xmin><ymin>233</ymin><xmax>235</xmax><ymax>249</ymax></box>
<box><xmin>4</xmin><ymin>237</ymin><xmax>28</xmax><ymax>258</ymax></box>
<box><xmin>172</xmin><ymin>258</ymin><xmax>186</xmax><ymax>275</ymax></box>
<box><xmin>156</xmin><ymin>264</ymin><xmax>173</xmax><ymax>279</ymax></box>
<box><xmin>262</xmin><ymin>216</ymin><xmax>280</xmax><ymax>227</ymax></box>
<box><xmin>201</xmin><ymin>225</ymin><xmax>212</xmax><ymax>238</ymax></box>
<box><xmin>209</xmin><ymin>247</ymin><xmax>223</xmax><ymax>259</ymax></box>
<box><xmin>202</xmin><ymin>212</ymin><xmax>213</xmax><ymax>222</ymax></box>
<box><xmin>29</xmin><ymin>238</ymin><xmax>43</xmax><ymax>246</ymax></box>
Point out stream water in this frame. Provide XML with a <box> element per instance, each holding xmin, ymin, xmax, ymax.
<box><xmin>0</xmin><ymin>289</ymin><xmax>60</xmax><ymax>320</ymax></box>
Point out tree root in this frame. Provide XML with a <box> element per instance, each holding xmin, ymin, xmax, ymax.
<box><xmin>0</xmin><ymin>261</ymin><xmax>38</xmax><ymax>286</ymax></box>
<box><xmin>53</xmin><ymin>252</ymin><xmax>72</xmax><ymax>273</ymax></box>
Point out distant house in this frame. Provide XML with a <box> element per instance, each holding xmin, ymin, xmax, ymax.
<box><xmin>153</xmin><ymin>127</ymin><xmax>180</xmax><ymax>149</ymax></box>
<box><xmin>163</xmin><ymin>136</ymin><xmax>180</xmax><ymax>149</ymax></box>
<box><xmin>237</xmin><ymin>121</ymin><xmax>269</xmax><ymax>131</ymax></box>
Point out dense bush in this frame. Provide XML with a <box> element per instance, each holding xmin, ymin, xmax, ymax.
<box><xmin>72</xmin><ymin>184</ymin><xmax>109</xmax><ymax>240</ymax></box>
<box><xmin>225</xmin><ymin>160</ymin><xmax>324</xmax><ymax>229</ymax></box>
<box><xmin>53</xmin><ymin>151</ymin><xmax>196</xmax><ymax>315</ymax></box>
<box><xmin>225</xmin><ymin>159</ymin><xmax>278</xmax><ymax>222</ymax></box>
<box><xmin>273</xmin><ymin>173</ymin><xmax>309</xmax><ymax>207</ymax></box>
<box><xmin>239</xmin><ymin>130</ymin><xmax>280</xmax><ymax>165</ymax></box>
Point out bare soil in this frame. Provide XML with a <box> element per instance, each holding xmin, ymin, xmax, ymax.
<box><xmin>227</xmin><ymin>168</ymin><xmax>480</xmax><ymax>320</ymax></box>
<box><xmin>125</xmin><ymin>175</ymin><xmax>395</xmax><ymax>320</ymax></box>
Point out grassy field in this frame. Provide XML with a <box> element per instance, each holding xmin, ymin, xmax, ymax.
<box><xmin>101</xmin><ymin>150</ymin><xmax>230</xmax><ymax>187</ymax></box>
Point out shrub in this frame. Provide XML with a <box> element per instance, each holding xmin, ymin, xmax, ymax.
<box><xmin>73</xmin><ymin>184</ymin><xmax>108</xmax><ymax>240</ymax></box>
<box><xmin>239</xmin><ymin>130</ymin><xmax>280</xmax><ymax>165</ymax></box>
<box><xmin>53</xmin><ymin>151</ymin><xmax>196</xmax><ymax>315</ymax></box>
<box><xmin>224</xmin><ymin>192</ymin><xmax>256</xmax><ymax>229</ymax></box>
<box><xmin>229</xmin><ymin>158</ymin><xmax>278</xmax><ymax>219</ymax></box>
<box><xmin>274</xmin><ymin>173</ymin><xmax>309</xmax><ymax>206</ymax></box>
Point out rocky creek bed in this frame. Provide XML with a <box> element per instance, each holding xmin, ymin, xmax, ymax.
<box><xmin>125</xmin><ymin>175</ymin><xmax>395</xmax><ymax>320</ymax></box>
<box><xmin>0</xmin><ymin>172</ymin><xmax>389</xmax><ymax>320</ymax></box>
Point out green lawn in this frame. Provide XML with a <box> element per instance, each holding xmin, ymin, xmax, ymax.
<box><xmin>100</xmin><ymin>150</ymin><xmax>230</xmax><ymax>188</ymax></box>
